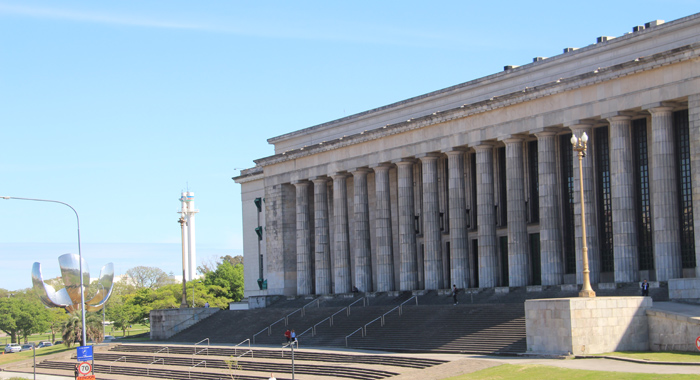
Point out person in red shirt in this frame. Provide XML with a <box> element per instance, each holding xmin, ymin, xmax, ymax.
<box><xmin>284</xmin><ymin>329</ymin><xmax>291</xmax><ymax>344</ymax></box>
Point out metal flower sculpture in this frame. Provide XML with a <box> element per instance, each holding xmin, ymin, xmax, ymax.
<box><xmin>32</xmin><ymin>253</ymin><xmax>114</xmax><ymax>312</ymax></box>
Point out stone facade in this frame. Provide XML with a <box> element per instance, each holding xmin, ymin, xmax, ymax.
<box><xmin>235</xmin><ymin>13</ymin><xmax>700</xmax><ymax>298</ymax></box>
<box><xmin>525</xmin><ymin>297</ymin><xmax>652</xmax><ymax>355</ymax></box>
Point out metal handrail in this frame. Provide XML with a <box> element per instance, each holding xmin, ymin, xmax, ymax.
<box><xmin>347</xmin><ymin>297</ymin><xmax>366</xmax><ymax>315</ymax></box>
<box><xmin>331</xmin><ymin>307</ymin><xmax>347</xmax><ymax>325</ymax></box>
<box><xmin>147</xmin><ymin>358</ymin><xmax>164</xmax><ymax>376</ymax></box>
<box><xmin>233</xmin><ymin>338</ymin><xmax>253</xmax><ymax>358</ymax></box>
<box><xmin>109</xmin><ymin>356</ymin><xmax>126</xmax><ymax>373</ymax></box>
<box><xmin>252</xmin><ymin>326</ymin><xmax>269</xmax><ymax>344</ymax></box>
<box><xmin>398</xmin><ymin>295</ymin><xmax>418</xmax><ymax>315</ymax></box>
<box><xmin>268</xmin><ymin>316</ymin><xmax>287</xmax><ymax>334</ymax></box>
<box><xmin>153</xmin><ymin>346</ymin><xmax>169</xmax><ymax>358</ymax></box>
<box><xmin>345</xmin><ymin>327</ymin><xmax>364</xmax><ymax>347</ymax></box>
<box><xmin>311</xmin><ymin>316</ymin><xmax>331</xmax><ymax>336</ymax></box>
<box><xmin>193</xmin><ymin>338</ymin><xmax>209</xmax><ymax>359</ymax></box>
<box><xmin>359</xmin><ymin>296</ymin><xmax>418</xmax><ymax>340</ymax></box>
<box><xmin>188</xmin><ymin>360</ymin><xmax>206</xmax><ymax>379</ymax></box>
<box><xmin>297</xmin><ymin>326</ymin><xmax>312</xmax><ymax>338</ymax></box>
<box><xmin>301</xmin><ymin>298</ymin><xmax>320</xmax><ymax>316</ymax></box>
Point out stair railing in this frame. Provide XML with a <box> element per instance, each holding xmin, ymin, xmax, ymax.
<box><xmin>193</xmin><ymin>338</ymin><xmax>209</xmax><ymax>363</ymax></box>
<box><xmin>109</xmin><ymin>356</ymin><xmax>126</xmax><ymax>373</ymax></box>
<box><xmin>297</xmin><ymin>326</ymin><xmax>313</xmax><ymax>338</ymax></box>
<box><xmin>310</xmin><ymin>316</ymin><xmax>331</xmax><ymax>336</ymax></box>
<box><xmin>399</xmin><ymin>296</ymin><xmax>418</xmax><ymax>315</ymax></box>
<box><xmin>281</xmin><ymin>339</ymin><xmax>298</xmax><ymax>357</ymax></box>
<box><xmin>233</xmin><ymin>338</ymin><xmax>253</xmax><ymax>358</ymax></box>
<box><xmin>147</xmin><ymin>357</ymin><xmax>164</xmax><ymax>376</ymax></box>
<box><xmin>301</xmin><ymin>298</ymin><xmax>320</xmax><ymax>317</ymax></box>
<box><xmin>355</xmin><ymin>296</ymin><xmax>419</xmax><ymax>343</ymax></box>
<box><xmin>347</xmin><ymin>297</ymin><xmax>366</xmax><ymax>316</ymax></box>
<box><xmin>345</xmin><ymin>327</ymin><xmax>365</xmax><ymax>347</ymax></box>
<box><xmin>153</xmin><ymin>346</ymin><xmax>169</xmax><ymax>360</ymax></box>
<box><xmin>189</xmin><ymin>360</ymin><xmax>206</xmax><ymax>379</ymax></box>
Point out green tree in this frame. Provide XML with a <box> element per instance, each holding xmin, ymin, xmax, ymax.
<box><xmin>203</xmin><ymin>261</ymin><xmax>244</xmax><ymax>302</ymax></box>
<box><xmin>125</xmin><ymin>266</ymin><xmax>175</xmax><ymax>289</ymax></box>
<box><xmin>0</xmin><ymin>295</ymin><xmax>50</xmax><ymax>343</ymax></box>
<box><xmin>107</xmin><ymin>303</ymin><xmax>141</xmax><ymax>337</ymax></box>
<box><xmin>0</xmin><ymin>298</ymin><xmax>20</xmax><ymax>343</ymax></box>
<box><xmin>47</xmin><ymin>308</ymin><xmax>69</xmax><ymax>343</ymax></box>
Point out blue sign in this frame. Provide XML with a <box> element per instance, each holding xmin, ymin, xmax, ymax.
<box><xmin>76</xmin><ymin>345</ymin><xmax>93</xmax><ymax>361</ymax></box>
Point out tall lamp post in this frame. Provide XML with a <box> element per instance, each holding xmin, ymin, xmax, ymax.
<box><xmin>0</xmin><ymin>196</ymin><xmax>88</xmax><ymax>344</ymax></box>
<box><xmin>570</xmin><ymin>133</ymin><xmax>596</xmax><ymax>298</ymax></box>
<box><xmin>178</xmin><ymin>216</ymin><xmax>188</xmax><ymax>308</ymax></box>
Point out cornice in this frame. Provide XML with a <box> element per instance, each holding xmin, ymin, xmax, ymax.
<box><xmin>254</xmin><ymin>43</ymin><xmax>700</xmax><ymax>168</ymax></box>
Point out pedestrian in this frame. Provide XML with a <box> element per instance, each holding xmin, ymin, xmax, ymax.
<box><xmin>284</xmin><ymin>329</ymin><xmax>291</xmax><ymax>344</ymax></box>
<box><xmin>291</xmin><ymin>329</ymin><xmax>296</xmax><ymax>343</ymax></box>
<box><xmin>204</xmin><ymin>301</ymin><xmax>210</xmax><ymax>308</ymax></box>
<box><xmin>452</xmin><ymin>284</ymin><xmax>459</xmax><ymax>305</ymax></box>
<box><xmin>641</xmin><ymin>279</ymin><xmax>650</xmax><ymax>296</ymax></box>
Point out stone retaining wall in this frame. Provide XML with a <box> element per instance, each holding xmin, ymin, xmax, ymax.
<box><xmin>150</xmin><ymin>308</ymin><xmax>219</xmax><ymax>340</ymax></box>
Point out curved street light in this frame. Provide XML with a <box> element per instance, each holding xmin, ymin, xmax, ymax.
<box><xmin>1</xmin><ymin>196</ymin><xmax>88</xmax><ymax>344</ymax></box>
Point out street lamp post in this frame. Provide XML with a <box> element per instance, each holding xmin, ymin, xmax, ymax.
<box><xmin>570</xmin><ymin>133</ymin><xmax>596</xmax><ymax>298</ymax></box>
<box><xmin>1</xmin><ymin>196</ymin><xmax>89</xmax><ymax>344</ymax></box>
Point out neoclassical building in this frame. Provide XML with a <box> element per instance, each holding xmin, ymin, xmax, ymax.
<box><xmin>234</xmin><ymin>13</ymin><xmax>700</xmax><ymax>298</ymax></box>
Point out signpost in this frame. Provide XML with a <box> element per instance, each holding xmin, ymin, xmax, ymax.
<box><xmin>695</xmin><ymin>336</ymin><xmax>700</xmax><ymax>351</ymax></box>
<box><xmin>78</xmin><ymin>362</ymin><xmax>92</xmax><ymax>375</ymax></box>
<box><xmin>76</xmin><ymin>346</ymin><xmax>93</xmax><ymax>362</ymax></box>
<box><xmin>76</xmin><ymin>346</ymin><xmax>95</xmax><ymax>380</ymax></box>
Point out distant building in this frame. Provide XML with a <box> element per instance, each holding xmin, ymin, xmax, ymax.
<box><xmin>234</xmin><ymin>13</ymin><xmax>700</xmax><ymax>297</ymax></box>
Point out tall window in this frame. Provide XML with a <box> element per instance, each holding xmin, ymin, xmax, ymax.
<box><xmin>528</xmin><ymin>140</ymin><xmax>540</xmax><ymax>223</ymax></box>
<box><xmin>675</xmin><ymin>110</ymin><xmax>696</xmax><ymax>269</ymax></box>
<box><xmin>499</xmin><ymin>236</ymin><xmax>509</xmax><ymax>286</ymax></box>
<box><xmin>595</xmin><ymin>126</ymin><xmax>614</xmax><ymax>272</ymax></box>
<box><xmin>633</xmin><ymin>119</ymin><xmax>653</xmax><ymax>271</ymax></box>
<box><xmin>497</xmin><ymin>147</ymin><xmax>507</xmax><ymax>227</ymax></box>
<box><xmin>530</xmin><ymin>233</ymin><xmax>541</xmax><ymax>285</ymax></box>
<box><xmin>560</xmin><ymin>134</ymin><xmax>576</xmax><ymax>274</ymax></box>
<box><xmin>469</xmin><ymin>153</ymin><xmax>477</xmax><ymax>230</ymax></box>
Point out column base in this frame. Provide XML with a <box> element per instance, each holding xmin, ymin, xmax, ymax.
<box><xmin>579</xmin><ymin>289</ymin><xmax>597</xmax><ymax>297</ymax></box>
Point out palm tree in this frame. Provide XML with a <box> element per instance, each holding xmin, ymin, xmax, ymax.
<box><xmin>61</xmin><ymin>310</ymin><xmax>104</xmax><ymax>347</ymax></box>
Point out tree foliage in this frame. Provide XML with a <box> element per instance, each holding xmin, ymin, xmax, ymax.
<box><xmin>203</xmin><ymin>260</ymin><xmax>244</xmax><ymax>302</ymax></box>
<box><xmin>0</xmin><ymin>293</ymin><xmax>50</xmax><ymax>343</ymax></box>
<box><xmin>125</xmin><ymin>266</ymin><xmax>175</xmax><ymax>289</ymax></box>
<box><xmin>61</xmin><ymin>310</ymin><xmax>103</xmax><ymax>347</ymax></box>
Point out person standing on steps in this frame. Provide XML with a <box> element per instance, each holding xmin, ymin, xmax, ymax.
<box><xmin>291</xmin><ymin>329</ymin><xmax>297</xmax><ymax>343</ymax></box>
<box><xmin>452</xmin><ymin>284</ymin><xmax>459</xmax><ymax>305</ymax></box>
<box><xmin>641</xmin><ymin>279</ymin><xmax>650</xmax><ymax>297</ymax></box>
<box><xmin>284</xmin><ymin>329</ymin><xmax>291</xmax><ymax>344</ymax></box>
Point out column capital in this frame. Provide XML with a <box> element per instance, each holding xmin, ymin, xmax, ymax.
<box><xmin>602</xmin><ymin>111</ymin><xmax>635</xmax><ymax>122</ymax></box>
<box><xmin>392</xmin><ymin>158</ymin><xmax>417</xmax><ymax>165</ymax></box>
<box><xmin>533</xmin><ymin>127</ymin><xmax>560</xmax><ymax>138</ymax></box>
<box><xmin>351</xmin><ymin>167</ymin><xmax>372</xmax><ymax>175</ymax></box>
<box><xmin>473</xmin><ymin>142</ymin><xmax>496</xmax><ymax>152</ymax></box>
<box><xmin>415</xmin><ymin>152</ymin><xmax>442</xmax><ymax>160</ymax></box>
<box><xmin>310</xmin><ymin>176</ymin><xmax>329</xmax><ymax>184</ymax></box>
<box><xmin>499</xmin><ymin>133</ymin><xmax>528</xmax><ymax>144</ymax></box>
<box><xmin>442</xmin><ymin>147</ymin><xmax>468</xmax><ymax>155</ymax></box>
<box><xmin>643</xmin><ymin>102</ymin><xmax>678</xmax><ymax>115</ymax></box>
<box><xmin>564</xmin><ymin>119</ymin><xmax>596</xmax><ymax>128</ymax></box>
<box><xmin>369</xmin><ymin>162</ymin><xmax>393</xmax><ymax>169</ymax></box>
<box><xmin>330</xmin><ymin>172</ymin><xmax>349</xmax><ymax>180</ymax></box>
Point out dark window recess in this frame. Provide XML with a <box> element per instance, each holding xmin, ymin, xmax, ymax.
<box><xmin>633</xmin><ymin>119</ymin><xmax>653</xmax><ymax>271</ymax></box>
<box><xmin>497</xmin><ymin>147</ymin><xmax>508</xmax><ymax>226</ymax></box>
<box><xmin>530</xmin><ymin>233</ymin><xmax>541</xmax><ymax>286</ymax></box>
<box><xmin>595</xmin><ymin>126</ymin><xmax>614</xmax><ymax>272</ymax></box>
<box><xmin>675</xmin><ymin>110</ymin><xmax>696</xmax><ymax>269</ymax></box>
<box><xmin>528</xmin><ymin>140</ymin><xmax>540</xmax><ymax>223</ymax></box>
<box><xmin>470</xmin><ymin>153</ymin><xmax>478</xmax><ymax>230</ymax></box>
<box><xmin>499</xmin><ymin>236</ymin><xmax>509</xmax><ymax>287</ymax></box>
<box><xmin>560</xmin><ymin>133</ymin><xmax>576</xmax><ymax>274</ymax></box>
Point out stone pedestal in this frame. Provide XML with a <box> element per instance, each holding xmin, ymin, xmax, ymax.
<box><xmin>669</xmin><ymin>278</ymin><xmax>700</xmax><ymax>304</ymax></box>
<box><xmin>525</xmin><ymin>297</ymin><xmax>652</xmax><ymax>355</ymax></box>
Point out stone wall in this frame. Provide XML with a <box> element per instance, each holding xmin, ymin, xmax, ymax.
<box><xmin>648</xmin><ymin>308</ymin><xmax>700</xmax><ymax>352</ymax></box>
<box><xmin>669</xmin><ymin>278</ymin><xmax>700</xmax><ymax>304</ymax></box>
<box><xmin>150</xmin><ymin>308</ymin><xmax>219</xmax><ymax>340</ymax></box>
<box><xmin>525</xmin><ymin>297</ymin><xmax>651</xmax><ymax>355</ymax></box>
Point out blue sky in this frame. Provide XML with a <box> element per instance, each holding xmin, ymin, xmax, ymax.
<box><xmin>1</xmin><ymin>1</ymin><xmax>698</xmax><ymax>291</ymax></box>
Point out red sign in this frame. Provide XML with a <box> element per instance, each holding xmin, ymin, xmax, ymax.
<box><xmin>78</xmin><ymin>361</ymin><xmax>92</xmax><ymax>375</ymax></box>
<box><xmin>696</xmin><ymin>336</ymin><xmax>700</xmax><ymax>351</ymax></box>
<box><xmin>77</xmin><ymin>376</ymin><xmax>95</xmax><ymax>380</ymax></box>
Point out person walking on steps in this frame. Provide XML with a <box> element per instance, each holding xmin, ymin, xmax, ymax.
<box><xmin>452</xmin><ymin>284</ymin><xmax>459</xmax><ymax>305</ymax></box>
<box><xmin>284</xmin><ymin>329</ymin><xmax>291</xmax><ymax>344</ymax></box>
<box><xmin>291</xmin><ymin>329</ymin><xmax>297</xmax><ymax>343</ymax></box>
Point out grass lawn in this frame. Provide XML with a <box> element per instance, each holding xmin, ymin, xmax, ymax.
<box><xmin>444</xmin><ymin>364</ymin><xmax>700</xmax><ymax>380</ymax></box>
<box><xmin>0</xmin><ymin>345</ymin><xmax>73</xmax><ymax>366</ymax></box>
<box><xmin>106</xmin><ymin>323</ymin><xmax>150</xmax><ymax>338</ymax></box>
<box><xmin>596</xmin><ymin>351</ymin><xmax>700</xmax><ymax>363</ymax></box>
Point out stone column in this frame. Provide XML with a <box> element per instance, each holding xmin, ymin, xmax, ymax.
<box><xmin>608</xmin><ymin>114</ymin><xmax>638</xmax><ymax>283</ymax></box>
<box><xmin>332</xmin><ymin>173</ymin><xmax>351</xmax><ymax>293</ymax></box>
<box><xmin>374</xmin><ymin>164</ymin><xmax>395</xmax><ymax>291</ymax></box>
<box><xmin>396</xmin><ymin>159</ymin><xmax>419</xmax><ymax>290</ymax></box>
<box><xmin>446</xmin><ymin>150</ymin><xmax>469</xmax><ymax>289</ymax></box>
<box><xmin>312</xmin><ymin>177</ymin><xmax>331</xmax><ymax>294</ymax></box>
<box><xmin>568</xmin><ymin>123</ymin><xmax>600</xmax><ymax>285</ymax></box>
<box><xmin>475</xmin><ymin>144</ymin><xmax>498</xmax><ymax>288</ymax></box>
<box><xmin>353</xmin><ymin>168</ymin><xmax>372</xmax><ymax>292</ymax></box>
<box><xmin>689</xmin><ymin>94</ymin><xmax>700</xmax><ymax>278</ymax></box>
<box><xmin>294</xmin><ymin>181</ymin><xmax>313</xmax><ymax>295</ymax></box>
<box><xmin>535</xmin><ymin>131</ymin><xmax>563</xmax><ymax>285</ymax></box>
<box><xmin>504</xmin><ymin>138</ymin><xmax>529</xmax><ymax>287</ymax></box>
<box><xmin>420</xmin><ymin>154</ymin><xmax>444</xmax><ymax>289</ymax></box>
<box><xmin>648</xmin><ymin>105</ymin><xmax>682</xmax><ymax>281</ymax></box>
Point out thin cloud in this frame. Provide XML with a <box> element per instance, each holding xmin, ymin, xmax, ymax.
<box><xmin>0</xmin><ymin>3</ymin><xmax>465</xmax><ymax>48</ymax></box>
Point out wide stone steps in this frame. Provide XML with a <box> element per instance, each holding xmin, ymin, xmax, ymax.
<box><xmin>109</xmin><ymin>344</ymin><xmax>446</xmax><ymax>369</ymax></box>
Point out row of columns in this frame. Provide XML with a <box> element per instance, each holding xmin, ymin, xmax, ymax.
<box><xmin>288</xmin><ymin>107</ymin><xmax>688</xmax><ymax>295</ymax></box>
